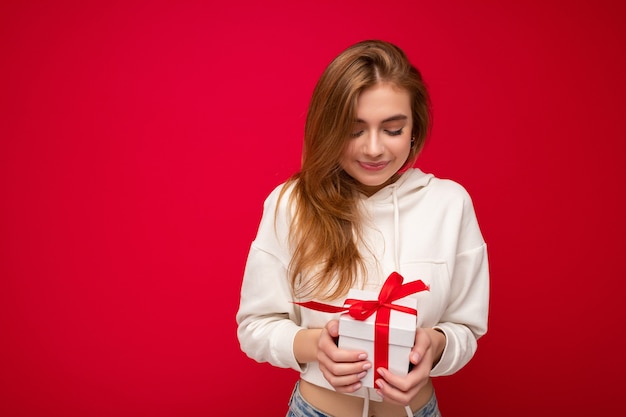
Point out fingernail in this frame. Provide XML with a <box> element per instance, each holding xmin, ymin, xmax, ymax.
<box><xmin>375</xmin><ymin>379</ymin><xmax>384</xmax><ymax>389</ymax></box>
<box><xmin>353</xmin><ymin>382</ymin><xmax>362</xmax><ymax>390</ymax></box>
<box><xmin>411</xmin><ymin>352</ymin><xmax>420</xmax><ymax>362</ymax></box>
<box><xmin>358</xmin><ymin>371</ymin><xmax>367</xmax><ymax>379</ymax></box>
<box><xmin>362</xmin><ymin>362</ymin><xmax>371</xmax><ymax>370</ymax></box>
<box><xmin>377</xmin><ymin>368</ymin><xmax>386</xmax><ymax>377</ymax></box>
<box><xmin>358</xmin><ymin>353</ymin><xmax>367</xmax><ymax>360</ymax></box>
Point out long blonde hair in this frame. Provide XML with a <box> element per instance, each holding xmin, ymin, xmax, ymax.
<box><xmin>281</xmin><ymin>40</ymin><xmax>431</xmax><ymax>300</ymax></box>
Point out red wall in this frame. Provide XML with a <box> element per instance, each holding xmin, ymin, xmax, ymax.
<box><xmin>2</xmin><ymin>1</ymin><xmax>625</xmax><ymax>415</ymax></box>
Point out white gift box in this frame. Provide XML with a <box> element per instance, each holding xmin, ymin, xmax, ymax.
<box><xmin>338</xmin><ymin>288</ymin><xmax>417</xmax><ymax>390</ymax></box>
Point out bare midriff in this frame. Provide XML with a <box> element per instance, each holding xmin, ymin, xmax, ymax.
<box><xmin>298</xmin><ymin>378</ymin><xmax>434</xmax><ymax>417</ymax></box>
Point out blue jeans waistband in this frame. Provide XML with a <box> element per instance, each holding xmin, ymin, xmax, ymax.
<box><xmin>287</xmin><ymin>381</ymin><xmax>441</xmax><ymax>417</ymax></box>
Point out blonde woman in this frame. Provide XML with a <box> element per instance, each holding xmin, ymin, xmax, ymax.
<box><xmin>237</xmin><ymin>40</ymin><xmax>489</xmax><ymax>417</ymax></box>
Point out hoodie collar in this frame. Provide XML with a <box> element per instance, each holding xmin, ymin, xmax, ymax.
<box><xmin>360</xmin><ymin>168</ymin><xmax>434</xmax><ymax>203</ymax></box>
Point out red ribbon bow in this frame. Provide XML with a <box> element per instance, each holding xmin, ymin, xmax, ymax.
<box><xmin>294</xmin><ymin>272</ymin><xmax>429</xmax><ymax>383</ymax></box>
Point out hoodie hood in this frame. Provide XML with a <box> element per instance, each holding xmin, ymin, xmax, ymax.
<box><xmin>363</xmin><ymin>168</ymin><xmax>434</xmax><ymax>203</ymax></box>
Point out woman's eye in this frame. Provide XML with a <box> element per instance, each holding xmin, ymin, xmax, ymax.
<box><xmin>350</xmin><ymin>130</ymin><xmax>364</xmax><ymax>138</ymax></box>
<box><xmin>386</xmin><ymin>128</ymin><xmax>404</xmax><ymax>136</ymax></box>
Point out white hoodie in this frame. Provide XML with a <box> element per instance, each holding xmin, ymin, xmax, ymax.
<box><xmin>236</xmin><ymin>168</ymin><xmax>489</xmax><ymax>397</ymax></box>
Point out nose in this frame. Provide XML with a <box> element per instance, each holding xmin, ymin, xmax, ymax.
<box><xmin>363</xmin><ymin>131</ymin><xmax>384</xmax><ymax>157</ymax></box>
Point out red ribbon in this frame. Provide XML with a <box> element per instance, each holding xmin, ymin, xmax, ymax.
<box><xmin>294</xmin><ymin>272</ymin><xmax>429</xmax><ymax>383</ymax></box>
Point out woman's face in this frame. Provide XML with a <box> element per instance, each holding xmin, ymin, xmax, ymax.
<box><xmin>340</xmin><ymin>83</ymin><xmax>413</xmax><ymax>196</ymax></box>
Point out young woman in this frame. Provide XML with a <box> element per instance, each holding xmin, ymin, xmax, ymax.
<box><xmin>236</xmin><ymin>40</ymin><xmax>489</xmax><ymax>417</ymax></box>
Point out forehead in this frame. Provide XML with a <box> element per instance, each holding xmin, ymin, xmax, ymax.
<box><xmin>354</xmin><ymin>83</ymin><xmax>411</xmax><ymax>121</ymax></box>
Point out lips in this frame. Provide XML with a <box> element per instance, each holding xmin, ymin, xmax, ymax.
<box><xmin>358</xmin><ymin>161</ymin><xmax>389</xmax><ymax>171</ymax></box>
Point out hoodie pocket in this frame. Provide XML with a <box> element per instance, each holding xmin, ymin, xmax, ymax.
<box><xmin>399</xmin><ymin>261</ymin><xmax>450</xmax><ymax>328</ymax></box>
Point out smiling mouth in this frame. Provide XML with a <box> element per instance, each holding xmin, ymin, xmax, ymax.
<box><xmin>359</xmin><ymin>161</ymin><xmax>389</xmax><ymax>171</ymax></box>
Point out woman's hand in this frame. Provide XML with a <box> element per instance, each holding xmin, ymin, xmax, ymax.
<box><xmin>374</xmin><ymin>328</ymin><xmax>446</xmax><ymax>406</ymax></box>
<box><xmin>317</xmin><ymin>319</ymin><xmax>372</xmax><ymax>393</ymax></box>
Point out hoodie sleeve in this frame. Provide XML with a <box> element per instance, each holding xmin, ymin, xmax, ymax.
<box><xmin>236</xmin><ymin>185</ymin><xmax>306</xmax><ymax>372</ymax></box>
<box><xmin>430</xmin><ymin>187</ymin><xmax>490</xmax><ymax>377</ymax></box>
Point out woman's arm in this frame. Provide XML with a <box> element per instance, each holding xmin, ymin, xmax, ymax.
<box><xmin>236</xmin><ymin>185</ymin><xmax>307</xmax><ymax>371</ymax></box>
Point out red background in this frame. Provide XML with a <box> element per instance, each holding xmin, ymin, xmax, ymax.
<box><xmin>2</xmin><ymin>1</ymin><xmax>625</xmax><ymax>416</ymax></box>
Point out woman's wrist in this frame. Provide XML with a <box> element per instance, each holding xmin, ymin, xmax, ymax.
<box><xmin>293</xmin><ymin>328</ymin><xmax>323</xmax><ymax>365</ymax></box>
<box><xmin>428</xmin><ymin>327</ymin><xmax>447</xmax><ymax>367</ymax></box>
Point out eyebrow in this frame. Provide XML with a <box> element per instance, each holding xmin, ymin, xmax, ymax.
<box><xmin>354</xmin><ymin>115</ymin><xmax>408</xmax><ymax>123</ymax></box>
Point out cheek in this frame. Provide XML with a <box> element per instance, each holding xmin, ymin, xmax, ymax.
<box><xmin>393</xmin><ymin>138</ymin><xmax>412</xmax><ymax>158</ymax></box>
<box><xmin>394</xmin><ymin>141</ymin><xmax>413</xmax><ymax>169</ymax></box>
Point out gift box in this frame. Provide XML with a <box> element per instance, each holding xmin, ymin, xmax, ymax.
<box><xmin>293</xmin><ymin>272</ymin><xmax>428</xmax><ymax>400</ymax></box>
<box><xmin>338</xmin><ymin>287</ymin><xmax>418</xmax><ymax>389</ymax></box>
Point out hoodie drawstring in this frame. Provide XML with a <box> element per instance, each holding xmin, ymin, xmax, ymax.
<box><xmin>392</xmin><ymin>184</ymin><xmax>401</xmax><ymax>272</ymax></box>
<box><xmin>362</xmin><ymin>390</ymin><xmax>369</xmax><ymax>417</ymax></box>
